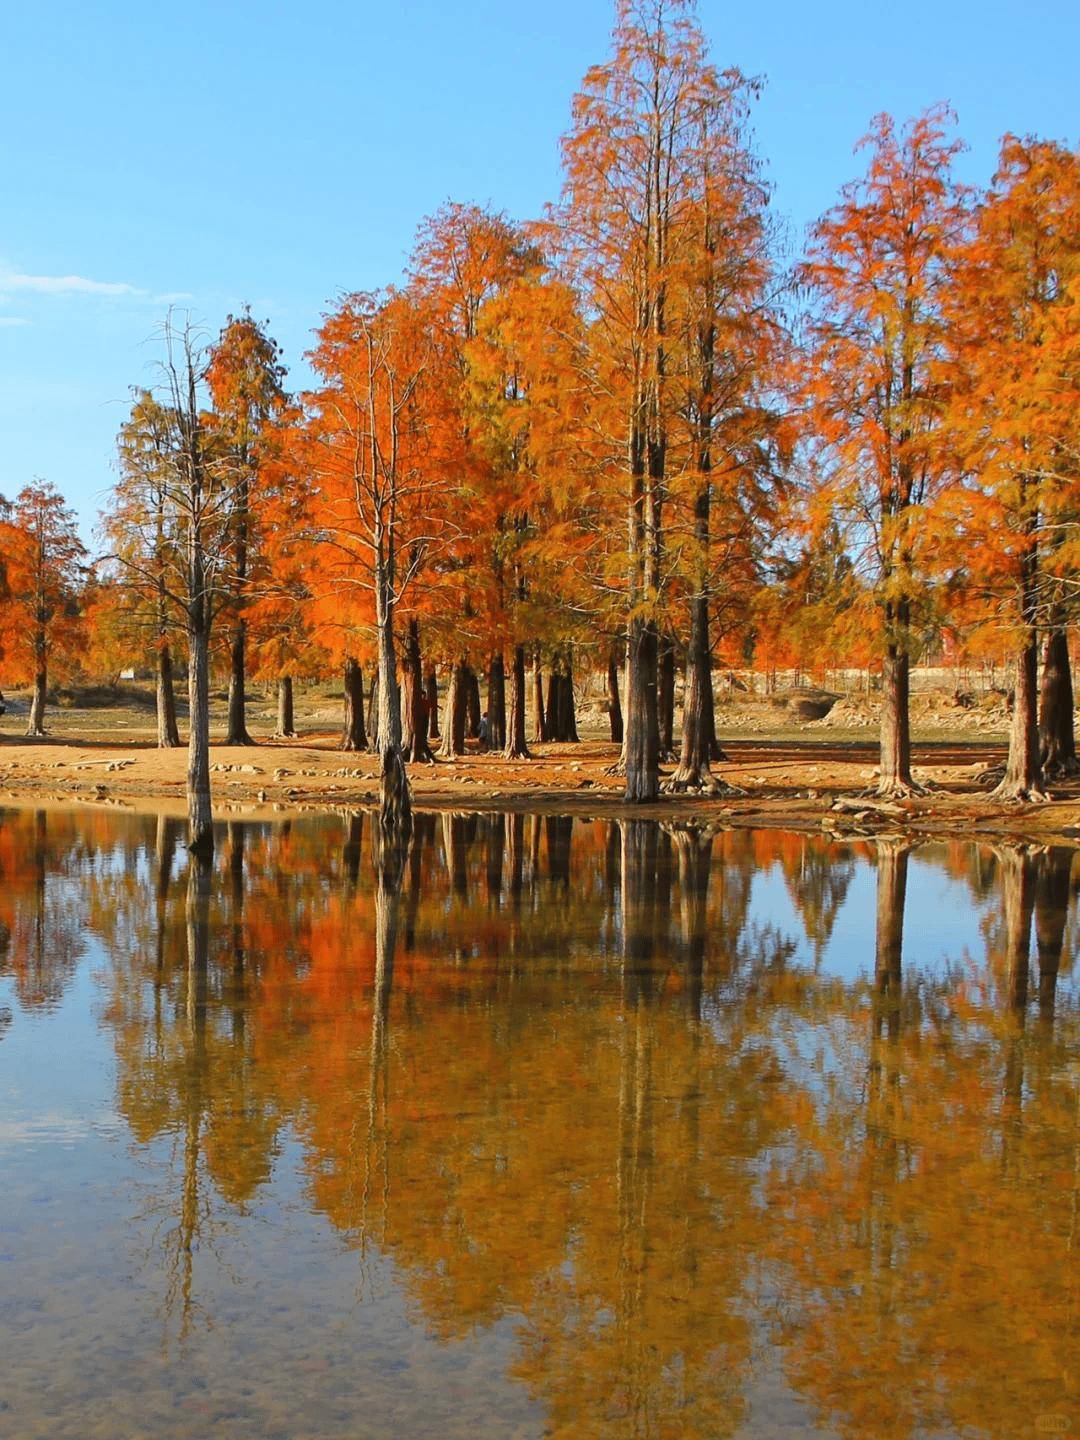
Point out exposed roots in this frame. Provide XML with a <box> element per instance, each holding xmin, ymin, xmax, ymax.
<box><xmin>1041</xmin><ymin>755</ymin><xmax>1080</xmax><ymax>781</ymax></box>
<box><xmin>870</xmin><ymin>778</ymin><xmax>928</xmax><ymax>801</ymax></box>
<box><xmin>991</xmin><ymin>778</ymin><xmax>1051</xmax><ymax>804</ymax></box>
<box><xmin>663</xmin><ymin>767</ymin><xmax>745</xmax><ymax>798</ymax></box>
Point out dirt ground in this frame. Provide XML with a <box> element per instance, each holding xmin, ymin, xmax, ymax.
<box><xmin>2</xmin><ymin>680</ymin><xmax>1079</xmax><ymax>844</ymax></box>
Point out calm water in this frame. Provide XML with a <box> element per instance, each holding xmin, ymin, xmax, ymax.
<box><xmin>0</xmin><ymin>806</ymin><xmax>1076</xmax><ymax>1440</ymax></box>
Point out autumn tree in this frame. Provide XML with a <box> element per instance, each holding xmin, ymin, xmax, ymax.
<box><xmin>796</xmin><ymin>107</ymin><xmax>967</xmax><ymax>797</ymax></box>
<box><xmin>0</xmin><ymin>482</ymin><xmax>87</xmax><ymax>736</ymax></box>
<box><xmin>944</xmin><ymin>137</ymin><xmax>1080</xmax><ymax>799</ymax></box>
<box><xmin>102</xmin><ymin>388</ymin><xmax>185</xmax><ymax>746</ymax></box>
<box><xmin>206</xmin><ymin>309</ymin><xmax>287</xmax><ymax>746</ymax></box>
<box><xmin>666</xmin><ymin>77</ymin><xmax>781</xmax><ymax>791</ymax></box>
<box><xmin>139</xmin><ymin>315</ymin><xmax>248</xmax><ymax>854</ymax></box>
<box><xmin>550</xmin><ymin>0</ymin><xmax>766</xmax><ymax>800</ymax></box>
<box><xmin>302</xmin><ymin>289</ymin><xmax>457</xmax><ymax>831</ymax></box>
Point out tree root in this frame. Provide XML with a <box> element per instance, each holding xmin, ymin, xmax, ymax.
<box><xmin>990</xmin><ymin>778</ymin><xmax>1051</xmax><ymax>804</ymax></box>
<box><xmin>663</xmin><ymin>769</ymin><xmax>745</xmax><ymax>797</ymax></box>
<box><xmin>869</xmin><ymin>778</ymin><xmax>927</xmax><ymax>800</ymax></box>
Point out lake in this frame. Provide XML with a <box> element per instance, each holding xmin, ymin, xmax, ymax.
<box><xmin>0</xmin><ymin>805</ymin><xmax>1076</xmax><ymax>1439</ymax></box>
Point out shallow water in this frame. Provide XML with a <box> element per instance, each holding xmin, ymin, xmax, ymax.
<box><xmin>0</xmin><ymin>805</ymin><xmax>1076</xmax><ymax>1439</ymax></box>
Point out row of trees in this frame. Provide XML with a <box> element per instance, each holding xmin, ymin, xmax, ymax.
<box><xmin>2</xmin><ymin>0</ymin><xmax>1077</xmax><ymax>847</ymax></box>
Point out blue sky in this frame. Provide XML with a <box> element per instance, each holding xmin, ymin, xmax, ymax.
<box><xmin>1</xmin><ymin>0</ymin><xmax>1076</xmax><ymax>542</ymax></box>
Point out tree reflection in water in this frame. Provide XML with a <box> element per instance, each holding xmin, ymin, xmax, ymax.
<box><xmin>0</xmin><ymin>804</ymin><xmax>1076</xmax><ymax>1439</ymax></box>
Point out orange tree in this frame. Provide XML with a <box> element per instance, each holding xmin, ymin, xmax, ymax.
<box><xmin>206</xmin><ymin>308</ymin><xmax>287</xmax><ymax>746</ymax></box>
<box><xmin>794</xmin><ymin>106</ymin><xmax>967</xmax><ymax>797</ymax></box>
<box><xmin>0</xmin><ymin>481</ymin><xmax>87</xmax><ymax>736</ymax></box>
<box><xmin>299</xmin><ymin>287</ymin><xmax>460</xmax><ymax>826</ymax></box>
<box><xmin>941</xmin><ymin>136</ymin><xmax>1080</xmax><ymax>798</ymax></box>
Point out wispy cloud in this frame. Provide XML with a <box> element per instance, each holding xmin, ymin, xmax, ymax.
<box><xmin>0</xmin><ymin>265</ymin><xmax>142</xmax><ymax>297</ymax></box>
<box><xmin>0</xmin><ymin>315</ymin><xmax>31</xmax><ymax>327</ymax></box>
<box><xmin>0</xmin><ymin>263</ymin><xmax>191</xmax><ymax>307</ymax></box>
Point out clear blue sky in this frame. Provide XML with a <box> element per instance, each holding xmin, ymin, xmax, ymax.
<box><xmin>1</xmin><ymin>0</ymin><xmax>1076</xmax><ymax>543</ymax></box>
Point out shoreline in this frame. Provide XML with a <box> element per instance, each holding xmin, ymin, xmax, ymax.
<box><xmin>3</xmin><ymin>732</ymin><xmax>1079</xmax><ymax>845</ymax></box>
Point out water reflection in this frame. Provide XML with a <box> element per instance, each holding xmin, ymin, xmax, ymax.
<box><xmin>0</xmin><ymin>806</ymin><xmax>1077</xmax><ymax>1439</ymax></box>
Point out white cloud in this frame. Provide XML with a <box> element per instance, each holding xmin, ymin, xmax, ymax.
<box><xmin>0</xmin><ymin>264</ymin><xmax>191</xmax><ymax>308</ymax></box>
<box><xmin>0</xmin><ymin>265</ymin><xmax>143</xmax><ymax>298</ymax></box>
<box><xmin>0</xmin><ymin>315</ymin><xmax>31</xmax><ymax>327</ymax></box>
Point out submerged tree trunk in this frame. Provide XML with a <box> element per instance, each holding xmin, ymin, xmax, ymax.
<box><xmin>187</xmin><ymin>622</ymin><xmax>214</xmax><ymax>857</ymax></box>
<box><xmin>26</xmin><ymin>662</ymin><xmax>47</xmax><ymax>738</ymax></box>
<box><xmin>402</xmin><ymin>619</ymin><xmax>433</xmax><ymax>763</ymax></box>
<box><xmin>341</xmin><ymin>657</ymin><xmax>367</xmax><ymax>751</ymax></box>
<box><xmin>1038</xmin><ymin>628</ymin><xmax>1076</xmax><ymax>778</ymax></box>
<box><xmin>505</xmin><ymin>644</ymin><xmax>530</xmax><ymax>759</ymax></box>
<box><xmin>226</xmin><ymin>620</ymin><xmax>254</xmax><ymax>745</ymax></box>
<box><xmin>878</xmin><ymin>603</ymin><xmax>919</xmax><ymax>798</ymax></box>
<box><xmin>276</xmin><ymin>675</ymin><xmax>296</xmax><ymax>739</ymax></box>
<box><xmin>487</xmin><ymin>652</ymin><xmax>506</xmax><ymax>751</ymax></box>
<box><xmin>439</xmin><ymin>661</ymin><xmax>468</xmax><ymax>759</ymax></box>
<box><xmin>157</xmin><ymin>644</ymin><xmax>182</xmax><ymax>748</ymax></box>
<box><xmin>607</xmin><ymin>650</ymin><xmax>624</xmax><ymax>746</ymax></box>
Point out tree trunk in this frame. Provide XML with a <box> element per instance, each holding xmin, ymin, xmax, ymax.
<box><xmin>438</xmin><ymin>661</ymin><xmax>468</xmax><ymax>759</ymax></box>
<box><xmin>505</xmin><ymin>645</ymin><xmax>530</xmax><ymax>759</ymax></box>
<box><xmin>1038</xmin><ymin>628</ymin><xmax>1076</xmax><ymax>777</ymax></box>
<box><xmin>607</xmin><ymin>650</ymin><xmax>624</xmax><ymax>746</ymax></box>
<box><xmin>402</xmin><ymin>619</ymin><xmax>433</xmax><ymax>763</ymax></box>
<box><xmin>658</xmin><ymin>633</ymin><xmax>675</xmax><ymax>757</ymax></box>
<box><xmin>341</xmin><ymin>657</ymin><xmax>367</xmax><ymax>751</ymax></box>
<box><xmin>464</xmin><ymin>664</ymin><xmax>482</xmax><ymax>740</ymax></box>
<box><xmin>377</xmin><ymin>666</ymin><xmax>411</xmax><ymax>839</ymax></box>
<box><xmin>187</xmin><ymin>622</ymin><xmax>214</xmax><ymax>856</ymax></box>
<box><xmin>624</xmin><ymin>617</ymin><xmax>660</xmax><ymax>802</ymax></box>
<box><xmin>157</xmin><ymin>644</ymin><xmax>181</xmax><ymax>748</ymax></box>
<box><xmin>26</xmin><ymin>664</ymin><xmax>47</xmax><ymax>738</ymax></box>
<box><xmin>486</xmin><ymin>652</ymin><xmax>506</xmax><ymax>751</ymax></box>
<box><xmin>533</xmin><ymin>647</ymin><xmax>549</xmax><ymax>742</ymax></box>
<box><xmin>367</xmin><ymin>669</ymin><xmax>381</xmax><ymax>754</ymax></box>
<box><xmin>225</xmin><ymin>620</ymin><xmax>254</xmax><ymax>745</ymax></box>
<box><xmin>560</xmin><ymin>649</ymin><xmax>579</xmax><ymax>742</ymax></box>
<box><xmin>996</xmin><ymin>632</ymin><xmax>1046</xmax><ymax>801</ymax></box>
<box><xmin>878</xmin><ymin>608</ymin><xmax>919</xmax><ymax>798</ymax></box>
<box><xmin>276</xmin><ymin>675</ymin><xmax>296</xmax><ymax>739</ymax></box>
<box><xmin>670</xmin><ymin>592</ymin><xmax>726</xmax><ymax>788</ymax></box>
<box><xmin>425</xmin><ymin>665</ymin><xmax>439</xmax><ymax>740</ymax></box>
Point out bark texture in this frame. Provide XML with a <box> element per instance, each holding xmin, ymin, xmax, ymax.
<box><xmin>486</xmin><ymin>652</ymin><xmax>506</xmax><ymax>751</ymax></box>
<box><xmin>504</xmin><ymin>645</ymin><xmax>531</xmax><ymax>759</ymax></box>
<box><xmin>1038</xmin><ymin>629</ymin><xmax>1076</xmax><ymax>777</ymax></box>
<box><xmin>607</xmin><ymin>651</ymin><xmax>624</xmax><ymax>746</ymax></box>
<box><xmin>276</xmin><ymin>675</ymin><xmax>296</xmax><ymax>739</ymax></box>
<box><xmin>341</xmin><ymin>657</ymin><xmax>367</xmax><ymax>751</ymax></box>
<box><xmin>438</xmin><ymin>661</ymin><xmax>468</xmax><ymax>759</ymax></box>
<box><xmin>157</xmin><ymin>644</ymin><xmax>182</xmax><ymax>748</ymax></box>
